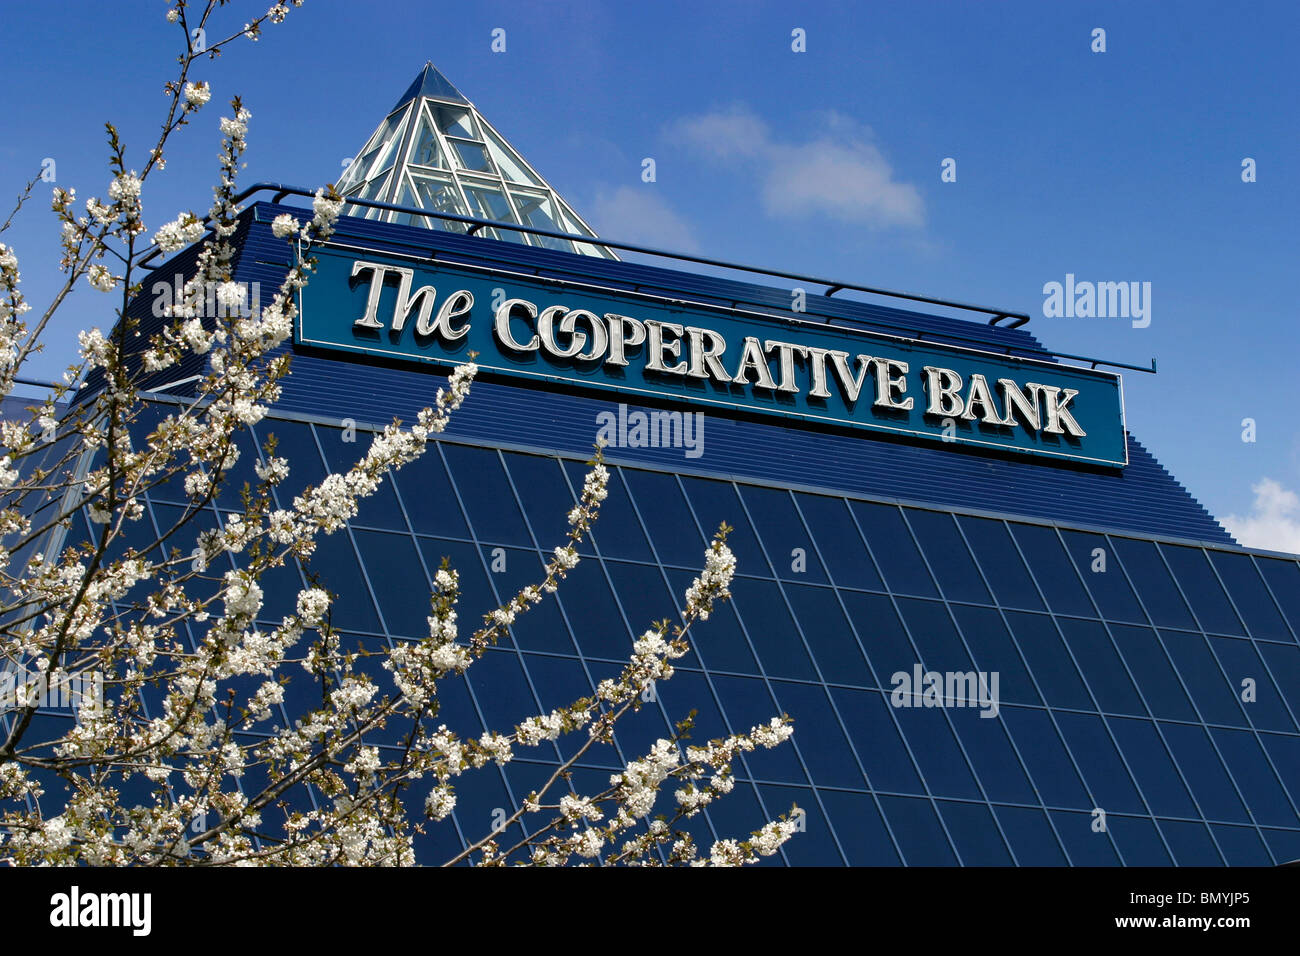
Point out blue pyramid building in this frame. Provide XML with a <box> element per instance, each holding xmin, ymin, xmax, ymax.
<box><xmin>47</xmin><ymin>64</ymin><xmax>1300</xmax><ymax>866</ymax></box>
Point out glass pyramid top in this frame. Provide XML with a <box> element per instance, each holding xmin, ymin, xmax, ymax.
<box><xmin>337</xmin><ymin>63</ymin><xmax>616</xmax><ymax>259</ymax></box>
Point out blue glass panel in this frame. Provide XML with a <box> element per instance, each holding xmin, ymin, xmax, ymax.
<box><xmin>520</xmin><ymin>652</ymin><xmax>594</xmax><ymax>720</ymax></box>
<box><xmin>461</xmin><ymin>545</ymin><xmax>575</xmax><ymax>656</ymax></box>
<box><xmin>849</xmin><ymin>501</ymin><xmax>938</xmax><ymax>598</ymax></box>
<box><xmin>878</xmin><ymin>795</ymin><xmax>957</xmax><ymax>865</ymax></box>
<box><xmin>501</xmin><ymin>452</ymin><xmax>577</xmax><ymax>551</ymax></box>
<box><xmin>993</xmin><ymin>806</ymin><xmax>1068</xmax><ymax>865</ymax></box>
<box><xmin>255</xmin><ymin>550</ymin><xmax>307</xmax><ymax>623</ymax></box>
<box><xmin>1161</xmin><ymin>544</ymin><xmax>1245</xmax><ymax>636</ymax></box>
<box><xmin>523</xmin><ymin>654</ymin><xmax>623</xmax><ymax>767</ymax></box>
<box><xmin>680</xmin><ymin>476</ymin><xmax>771</xmax><ymax>577</ymax></box>
<box><xmin>622</xmin><ymin>470</ymin><xmax>706</xmax><ymax>567</ymax></box>
<box><xmin>1110</xmin><ymin>625</ymin><xmax>1196</xmax><ymax>721</ymax></box>
<box><xmin>450</xmin><ymin>762</ymin><xmax>527</xmax><ymax>852</ymax></box>
<box><xmin>407</xmin><ymin>813</ymin><xmax>467</xmax><ymax>866</ymax></box>
<box><xmin>1209</xmin><ymin>637</ymin><xmax>1296</xmax><ymax>733</ymax></box>
<box><xmin>271</xmin><ymin>625</ymin><xmax>325</xmax><ymax>721</ymax></box>
<box><xmin>263</xmin><ymin>419</ymin><xmax>327</xmax><ymax>489</ymax></box>
<box><xmin>1106</xmin><ymin>717</ymin><xmax>1197</xmax><ymax>818</ymax></box>
<box><xmin>1005</xmin><ymin>611</ymin><xmax>1092</xmax><ymax>710</ymax></box>
<box><xmin>115</xmin><ymin>501</ymin><xmax>187</xmax><ymax>608</ymax></box>
<box><xmin>1061</xmin><ymin>529</ymin><xmax>1145</xmax><ymax>623</ymax></box>
<box><xmin>1207</xmin><ymin>727</ymin><xmax>1298</xmax><ymax>827</ymax></box>
<box><xmin>1112</xmin><ymin>537</ymin><xmax>1195</xmax><ymax>629</ymax></box>
<box><xmin>316</xmin><ymin>425</ymin><xmax>407</xmax><ymax>530</ymax></box>
<box><xmin>740</xmin><ymin>485</ymin><xmax>827</xmax><ymax>584</ymax></box>
<box><xmin>390</xmin><ymin>441</ymin><xmax>469</xmax><ymax>540</ymax></box>
<box><xmin>757</xmin><ymin>784</ymin><xmax>845</xmax><ymax>865</ymax></box>
<box><xmin>654</xmin><ymin>668</ymin><xmax>731</xmax><ymax>748</ymax></box>
<box><xmin>425</xmin><ymin>660</ymin><xmax>484</xmax><ymax>737</ymax></box>
<box><xmin>416</xmin><ymin>537</ymin><xmax>497</xmax><ymax>626</ymax></box>
<box><xmin>794</xmin><ymin>493</ymin><xmax>884</xmax><ymax>592</ymax></box>
<box><xmin>347</xmin><ymin>636</ymin><xmax>410</xmax><ymax>747</ymax></box>
<box><xmin>1058</xmin><ymin>619</ymin><xmax>1143</xmax><ymax>716</ymax></box>
<box><xmin>1048</xmin><ymin>810</ymin><xmax>1121</xmax><ymax>865</ymax></box>
<box><xmin>829</xmin><ymin>688</ymin><xmax>923</xmax><ymax>794</ymax></box>
<box><xmin>768</xmin><ymin>680</ymin><xmax>865</xmax><ymax>789</ymax></box>
<box><xmin>441</xmin><ymin>444</ymin><xmax>532</xmax><ymax>547</ymax></box>
<box><xmin>468</xmin><ymin>648</ymin><xmax>548</xmax><ymax>752</ymax></box>
<box><xmin>212</xmin><ymin>425</ymin><xmax>264</xmax><ymax>512</ymax></box>
<box><xmin>784</xmin><ymin>584</ymin><xmax>873</xmax><ymax>688</ymax></box>
<box><xmin>897</xmin><ymin>598</ymin><xmax>975</xmax><ymax>677</ymax></box>
<box><xmin>516</xmin><ymin>762</ymin><xmax>584</xmax><ymax>836</ymax></box>
<box><xmin>1109</xmin><ymin>815</ymin><xmax>1173</xmax><ymax>865</ymax></box>
<box><xmin>1160</xmin><ymin>722</ymin><xmax>1249</xmax><ymax>823</ymax></box>
<box><xmin>1003</xmin><ymin>706</ymin><xmax>1090</xmax><ymax>809</ymax></box>
<box><xmin>697</xmin><ymin>776</ymin><xmax>766</xmax><ymax>851</ymax></box>
<box><xmin>1054</xmin><ymin>712</ymin><xmax>1145</xmax><ymax>814</ymax></box>
<box><xmin>567</xmin><ymin>462</ymin><xmax>652</xmax><ymax>561</ymax></box>
<box><xmin>1210</xmin><ymin>551</ymin><xmax>1290</xmax><ymax>642</ymax></box>
<box><xmin>606</xmin><ymin>691</ymin><xmax>675</xmax><ymax>773</ymax></box>
<box><xmin>1161</xmin><ymin>631</ymin><xmax>1247</xmax><ymax>727</ymax></box>
<box><xmin>937</xmin><ymin>800</ymin><xmax>1013</xmax><ymax>865</ymax></box>
<box><xmin>1255</xmin><ymin>557</ymin><xmax>1300</xmax><ymax>640</ymax></box>
<box><xmin>957</xmin><ymin>515</ymin><xmax>1044</xmax><ymax>611</ymax></box>
<box><xmin>1211</xmin><ymin>824</ymin><xmax>1273</xmax><ymax>865</ymax></box>
<box><xmin>951</xmin><ymin>605</ymin><xmax>1041</xmax><ymax>707</ymax></box>
<box><xmin>841</xmin><ymin>591</ymin><xmax>918</xmax><ymax>686</ymax></box>
<box><xmin>604</xmin><ymin>560</ymin><xmax>681</xmax><ymax>634</ymax></box>
<box><xmin>905</xmin><ymin>509</ymin><xmax>991</xmax><ymax>604</ymax></box>
<box><xmin>709</xmin><ymin>674</ymin><xmax>806</xmax><ymax>784</ymax></box>
<box><xmin>1262</xmin><ymin>828</ymin><xmax>1300</xmax><ymax>864</ymax></box>
<box><xmin>948</xmin><ymin>706</ymin><xmax>1036</xmax><ymax>804</ymax></box>
<box><xmin>351</xmin><ymin>529</ymin><xmax>431</xmax><ymax>639</ymax></box>
<box><xmin>304</xmin><ymin>530</ymin><xmax>380</xmax><ymax>633</ymax></box>
<box><xmin>1258</xmin><ymin>642</ymin><xmax>1300</xmax><ymax>727</ymax></box>
<box><xmin>893</xmin><ymin>706</ymin><xmax>982</xmax><ymax>800</ymax></box>
<box><xmin>818</xmin><ymin>790</ymin><xmax>901</xmax><ymax>865</ymax></box>
<box><xmin>1260</xmin><ymin>732</ymin><xmax>1300</xmax><ymax>807</ymax></box>
<box><xmin>729</xmin><ymin>578</ymin><xmax>817</xmax><ymax>681</ymax></box>
<box><xmin>557</xmin><ymin>560</ymin><xmax>635</xmax><ymax>663</ymax></box>
<box><xmin>1009</xmin><ymin>523</ymin><xmax>1093</xmax><ymax>617</ymax></box>
<box><xmin>666</xmin><ymin>569</ymin><xmax>758</xmax><ymax>673</ymax></box>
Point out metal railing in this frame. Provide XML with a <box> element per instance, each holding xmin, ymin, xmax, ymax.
<box><xmin>136</xmin><ymin>182</ymin><xmax>1158</xmax><ymax>375</ymax></box>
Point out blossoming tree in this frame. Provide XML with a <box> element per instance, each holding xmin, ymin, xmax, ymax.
<box><xmin>0</xmin><ymin>1</ymin><xmax>798</xmax><ymax>865</ymax></box>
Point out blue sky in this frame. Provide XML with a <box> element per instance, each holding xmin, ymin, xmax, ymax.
<box><xmin>3</xmin><ymin>0</ymin><xmax>1297</xmax><ymax>550</ymax></box>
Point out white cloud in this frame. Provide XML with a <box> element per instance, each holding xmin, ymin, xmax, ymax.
<box><xmin>1222</xmin><ymin>477</ymin><xmax>1300</xmax><ymax>554</ymax></box>
<box><xmin>673</xmin><ymin>107</ymin><xmax>924</xmax><ymax>229</ymax></box>
<box><xmin>589</xmin><ymin>186</ymin><xmax>700</xmax><ymax>253</ymax></box>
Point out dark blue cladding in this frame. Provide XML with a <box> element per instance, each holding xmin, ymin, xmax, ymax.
<box><xmin>92</xmin><ymin>410</ymin><xmax>1300</xmax><ymax>866</ymax></box>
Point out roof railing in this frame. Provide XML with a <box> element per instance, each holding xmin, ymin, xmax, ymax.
<box><xmin>135</xmin><ymin>182</ymin><xmax>1157</xmax><ymax>375</ymax></box>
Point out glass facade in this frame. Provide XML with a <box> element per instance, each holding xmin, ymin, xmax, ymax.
<box><xmin>336</xmin><ymin>63</ymin><xmax>616</xmax><ymax>259</ymax></box>
<box><xmin>75</xmin><ymin>407</ymin><xmax>1300</xmax><ymax>866</ymax></box>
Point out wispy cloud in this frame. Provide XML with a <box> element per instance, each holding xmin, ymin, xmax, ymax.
<box><xmin>1222</xmin><ymin>477</ymin><xmax>1300</xmax><ymax>554</ymax></box>
<box><xmin>589</xmin><ymin>186</ymin><xmax>700</xmax><ymax>252</ymax></box>
<box><xmin>673</xmin><ymin>106</ymin><xmax>924</xmax><ymax>229</ymax></box>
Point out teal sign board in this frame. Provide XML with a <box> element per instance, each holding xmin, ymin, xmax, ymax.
<box><xmin>297</xmin><ymin>245</ymin><xmax>1127</xmax><ymax>467</ymax></box>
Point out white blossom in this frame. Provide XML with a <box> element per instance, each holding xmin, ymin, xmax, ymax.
<box><xmin>271</xmin><ymin>213</ymin><xmax>300</xmax><ymax>239</ymax></box>
<box><xmin>183</xmin><ymin>81</ymin><xmax>211</xmax><ymax>108</ymax></box>
<box><xmin>86</xmin><ymin>264</ymin><xmax>116</xmax><ymax>292</ymax></box>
